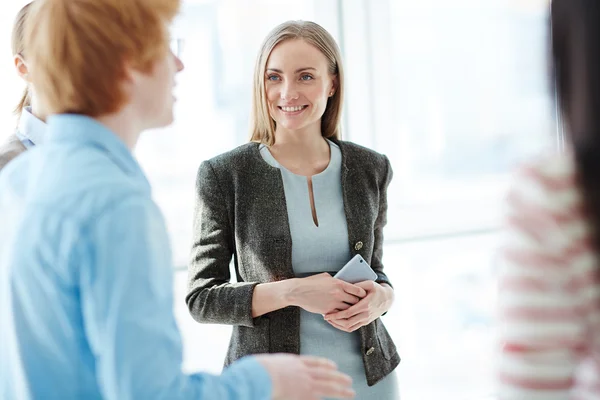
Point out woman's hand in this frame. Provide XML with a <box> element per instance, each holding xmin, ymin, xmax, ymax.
<box><xmin>324</xmin><ymin>281</ymin><xmax>394</xmax><ymax>332</ymax></box>
<box><xmin>288</xmin><ymin>273</ymin><xmax>367</xmax><ymax>315</ymax></box>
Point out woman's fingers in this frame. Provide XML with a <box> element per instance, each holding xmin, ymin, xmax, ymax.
<box><xmin>343</xmin><ymin>312</ymin><xmax>369</xmax><ymax>328</ymax></box>
<box><xmin>341</xmin><ymin>281</ymin><xmax>367</xmax><ymax>298</ymax></box>
<box><xmin>326</xmin><ymin>302</ymin><xmax>364</xmax><ymax>320</ymax></box>
<box><xmin>327</xmin><ymin>311</ymin><xmax>370</xmax><ymax>332</ymax></box>
<box><xmin>340</xmin><ymin>293</ymin><xmax>361</xmax><ymax>305</ymax></box>
<box><xmin>347</xmin><ymin>319</ymin><xmax>367</xmax><ymax>332</ymax></box>
<box><xmin>326</xmin><ymin>319</ymin><xmax>350</xmax><ymax>332</ymax></box>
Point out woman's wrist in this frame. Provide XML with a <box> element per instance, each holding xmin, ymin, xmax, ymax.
<box><xmin>281</xmin><ymin>278</ymin><xmax>301</xmax><ymax>308</ymax></box>
<box><xmin>379</xmin><ymin>283</ymin><xmax>395</xmax><ymax>310</ymax></box>
<box><xmin>252</xmin><ymin>278</ymin><xmax>299</xmax><ymax>318</ymax></box>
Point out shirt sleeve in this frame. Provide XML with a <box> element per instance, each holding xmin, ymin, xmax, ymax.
<box><xmin>496</xmin><ymin>161</ymin><xmax>590</xmax><ymax>400</ymax></box>
<box><xmin>78</xmin><ymin>196</ymin><xmax>272</xmax><ymax>400</ymax></box>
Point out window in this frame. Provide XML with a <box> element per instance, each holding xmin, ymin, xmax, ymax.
<box><xmin>343</xmin><ymin>0</ymin><xmax>553</xmax><ymax>240</ymax></box>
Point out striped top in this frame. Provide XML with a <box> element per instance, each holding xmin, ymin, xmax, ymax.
<box><xmin>497</xmin><ymin>151</ymin><xmax>600</xmax><ymax>400</ymax></box>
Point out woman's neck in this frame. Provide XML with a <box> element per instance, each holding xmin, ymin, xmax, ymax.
<box><xmin>273</xmin><ymin>123</ymin><xmax>326</xmax><ymax>153</ymax></box>
<box><xmin>270</xmin><ymin>125</ymin><xmax>330</xmax><ymax>176</ymax></box>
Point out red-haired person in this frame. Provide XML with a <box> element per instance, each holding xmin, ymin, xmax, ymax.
<box><xmin>0</xmin><ymin>1</ymin><xmax>354</xmax><ymax>400</ymax></box>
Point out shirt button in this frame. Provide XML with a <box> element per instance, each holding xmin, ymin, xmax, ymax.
<box><xmin>365</xmin><ymin>347</ymin><xmax>375</xmax><ymax>356</ymax></box>
<box><xmin>355</xmin><ymin>241</ymin><xmax>363</xmax><ymax>251</ymax></box>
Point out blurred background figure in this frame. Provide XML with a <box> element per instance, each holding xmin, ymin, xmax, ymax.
<box><xmin>0</xmin><ymin>1</ymin><xmax>46</xmax><ymax>172</ymax></box>
<box><xmin>496</xmin><ymin>0</ymin><xmax>600</xmax><ymax>398</ymax></box>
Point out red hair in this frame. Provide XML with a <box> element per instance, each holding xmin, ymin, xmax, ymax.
<box><xmin>24</xmin><ymin>0</ymin><xmax>181</xmax><ymax>116</ymax></box>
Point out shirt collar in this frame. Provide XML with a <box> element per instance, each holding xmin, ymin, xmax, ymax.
<box><xmin>17</xmin><ymin>107</ymin><xmax>46</xmax><ymax>146</ymax></box>
<box><xmin>46</xmin><ymin>114</ymin><xmax>150</xmax><ymax>189</ymax></box>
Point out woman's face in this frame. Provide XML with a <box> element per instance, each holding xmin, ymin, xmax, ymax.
<box><xmin>265</xmin><ymin>39</ymin><xmax>336</xmax><ymax>134</ymax></box>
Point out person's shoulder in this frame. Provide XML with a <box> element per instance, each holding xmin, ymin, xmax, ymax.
<box><xmin>0</xmin><ymin>134</ymin><xmax>27</xmax><ymax>172</ymax></box>
<box><xmin>505</xmin><ymin>150</ymin><xmax>580</xmax><ymax>241</ymax></box>
<box><xmin>198</xmin><ymin>142</ymin><xmax>263</xmax><ymax>179</ymax></box>
<box><xmin>510</xmin><ymin>150</ymin><xmax>577</xmax><ymax>198</ymax></box>
<box><xmin>335</xmin><ymin>139</ymin><xmax>390</xmax><ymax>177</ymax></box>
<box><xmin>206</xmin><ymin>142</ymin><xmax>259</xmax><ymax>166</ymax></box>
<box><xmin>336</xmin><ymin>139</ymin><xmax>389</xmax><ymax>165</ymax></box>
<box><xmin>30</xmin><ymin>142</ymin><xmax>152</xmax><ymax>222</ymax></box>
<box><xmin>73</xmin><ymin>151</ymin><xmax>153</xmax><ymax>215</ymax></box>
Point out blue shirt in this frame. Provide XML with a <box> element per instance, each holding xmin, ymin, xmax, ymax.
<box><xmin>14</xmin><ymin>106</ymin><xmax>46</xmax><ymax>148</ymax></box>
<box><xmin>0</xmin><ymin>115</ymin><xmax>272</xmax><ymax>400</ymax></box>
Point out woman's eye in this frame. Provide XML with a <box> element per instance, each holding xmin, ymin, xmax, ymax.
<box><xmin>267</xmin><ymin>75</ymin><xmax>280</xmax><ymax>81</ymax></box>
<box><xmin>300</xmin><ymin>74</ymin><xmax>313</xmax><ymax>81</ymax></box>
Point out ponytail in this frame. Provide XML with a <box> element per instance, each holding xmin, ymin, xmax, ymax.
<box><xmin>14</xmin><ymin>87</ymin><xmax>31</xmax><ymax>117</ymax></box>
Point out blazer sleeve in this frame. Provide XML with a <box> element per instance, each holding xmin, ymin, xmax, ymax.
<box><xmin>186</xmin><ymin>160</ymin><xmax>258</xmax><ymax>328</ymax></box>
<box><xmin>372</xmin><ymin>155</ymin><xmax>394</xmax><ymax>288</ymax></box>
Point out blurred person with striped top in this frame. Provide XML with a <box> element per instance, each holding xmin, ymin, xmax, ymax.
<box><xmin>497</xmin><ymin>0</ymin><xmax>600</xmax><ymax>399</ymax></box>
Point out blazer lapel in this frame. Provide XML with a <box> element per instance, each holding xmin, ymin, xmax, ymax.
<box><xmin>249</xmin><ymin>145</ymin><xmax>296</xmax><ymax>280</ymax></box>
<box><xmin>337</xmin><ymin>141</ymin><xmax>371</xmax><ymax>258</ymax></box>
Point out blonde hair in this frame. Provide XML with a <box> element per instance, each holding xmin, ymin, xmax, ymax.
<box><xmin>12</xmin><ymin>2</ymin><xmax>34</xmax><ymax>117</ymax></box>
<box><xmin>250</xmin><ymin>20</ymin><xmax>345</xmax><ymax>146</ymax></box>
<box><xmin>24</xmin><ymin>0</ymin><xmax>180</xmax><ymax>117</ymax></box>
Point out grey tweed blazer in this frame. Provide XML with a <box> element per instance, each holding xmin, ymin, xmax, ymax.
<box><xmin>0</xmin><ymin>134</ymin><xmax>26</xmax><ymax>173</ymax></box>
<box><xmin>186</xmin><ymin>138</ymin><xmax>400</xmax><ymax>386</ymax></box>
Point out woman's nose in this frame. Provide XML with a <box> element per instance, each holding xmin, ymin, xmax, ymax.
<box><xmin>280</xmin><ymin>81</ymin><xmax>299</xmax><ymax>100</ymax></box>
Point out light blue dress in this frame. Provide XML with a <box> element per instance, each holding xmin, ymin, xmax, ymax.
<box><xmin>260</xmin><ymin>140</ymin><xmax>399</xmax><ymax>399</ymax></box>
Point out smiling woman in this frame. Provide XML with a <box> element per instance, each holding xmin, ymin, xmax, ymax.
<box><xmin>264</xmin><ymin>39</ymin><xmax>336</xmax><ymax>142</ymax></box>
<box><xmin>250</xmin><ymin>20</ymin><xmax>343</xmax><ymax>147</ymax></box>
<box><xmin>186</xmin><ymin>20</ymin><xmax>400</xmax><ymax>399</ymax></box>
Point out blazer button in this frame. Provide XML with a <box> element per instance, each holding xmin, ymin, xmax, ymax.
<box><xmin>355</xmin><ymin>241</ymin><xmax>363</xmax><ymax>251</ymax></box>
<box><xmin>365</xmin><ymin>347</ymin><xmax>375</xmax><ymax>356</ymax></box>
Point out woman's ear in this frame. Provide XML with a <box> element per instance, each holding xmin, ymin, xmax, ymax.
<box><xmin>14</xmin><ymin>54</ymin><xmax>30</xmax><ymax>82</ymax></box>
<box><xmin>329</xmin><ymin>75</ymin><xmax>338</xmax><ymax>97</ymax></box>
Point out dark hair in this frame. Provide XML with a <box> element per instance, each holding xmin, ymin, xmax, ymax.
<box><xmin>551</xmin><ymin>0</ymin><xmax>600</xmax><ymax>257</ymax></box>
<box><xmin>12</xmin><ymin>2</ymin><xmax>34</xmax><ymax>117</ymax></box>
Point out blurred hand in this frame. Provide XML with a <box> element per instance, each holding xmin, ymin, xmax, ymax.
<box><xmin>324</xmin><ymin>281</ymin><xmax>394</xmax><ymax>333</ymax></box>
<box><xmin>289</xmin><ymin>273</ymin><xmax>367</xmax><ymax>315</ymax></box>
<box><xmin>256</xmin><ymin>354</ymin><xmax>355</xmax><ymax>400</ymax></box>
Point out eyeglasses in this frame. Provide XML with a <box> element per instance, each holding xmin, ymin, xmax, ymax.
<box><xmin>170</xmin><ymin>38</ymin><xmax>184</xmax><ymax>59</ymax></box>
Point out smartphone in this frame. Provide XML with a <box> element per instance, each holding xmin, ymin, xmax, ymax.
<box><xmin>333</xmin><ymin>254</ymin><xmax>377</xmax><ymax>284</ymax></box>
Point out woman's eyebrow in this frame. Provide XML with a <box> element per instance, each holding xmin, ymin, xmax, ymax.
<box><xmin>266</xmin><ymin>67</ymin><xmax>317</xmax><ymax>73</ymax></box>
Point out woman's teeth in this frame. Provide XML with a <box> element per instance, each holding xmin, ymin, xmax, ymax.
<box><xmin>281</xmin><ymin>106</ymin><xmax>306</xmax><ymax>112</ymax></box>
